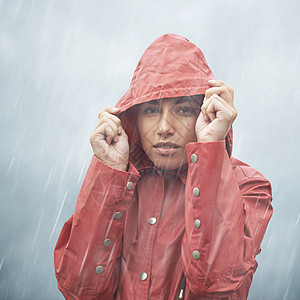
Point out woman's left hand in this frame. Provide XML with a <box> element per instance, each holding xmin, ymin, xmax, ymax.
<box><xmin>195</xmin><ymin>80</ymin><xmax>237</xmax><ymax>142</ymax></box>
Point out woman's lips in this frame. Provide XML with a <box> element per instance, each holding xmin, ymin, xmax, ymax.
<box><xmin>153</xmin><ymin>142</ymin><xmax>180</xmax><ymax>155</ymax></box>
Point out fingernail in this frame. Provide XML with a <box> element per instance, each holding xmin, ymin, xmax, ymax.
<box><xmin>112</xmin><ymin>107</ymin><xmax>120</xmax><ymax>110</ymax></box>
<box><xmin>118</xmin><ymin>126</ymin><xmax>122</xmax><ymax>134</ymax></box>
<box><xmin>208</xmin><ymin>80</ymin><xmax>216</xmax><ymax>83</ymax></box>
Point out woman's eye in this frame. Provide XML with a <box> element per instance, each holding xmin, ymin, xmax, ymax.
<box><xmin>177</xmin><ymin>107</ymin><xmax>195</xmax><ymax>115</ymax></box>
<box><xmin>143</xmin><ymin>107</ymin><xmax>160</xmax><ymax>114</ymax></box>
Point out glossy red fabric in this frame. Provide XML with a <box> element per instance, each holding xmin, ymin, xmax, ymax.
<box><xmin>54</xmin><ymin>34</ymin><xmax>273</xmax><ymax>299</ymax></box>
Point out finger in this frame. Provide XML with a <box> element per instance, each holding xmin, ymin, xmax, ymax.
<box><xmin>203</xmin><ymin>95</ymin><xmax>235</xmax><ymax>113</ymax></box>
<box><xmin>98</xmin><ymin>106</ymin><xmax>120</xmax><ymax>117</ymax></box>
<box><xmin>100</xmin><ymin>117</ymin><xmax>119</xmax><ymax>135</ymax></box>
<box><xmin>205</xmin><ymin>99</ymin><xmax>224</xmax><ymax>122</ymax></box>
<box><xmin>98</xmin><ymin>111</ymin><xmax>121</xmax><ymax>124</ymax></box>
<box><xmin>201</xmin><ymin>110</ymin><xmax>210</xmax><ymax>122</ymax></box>
<box><xmin>201</xmin><ymin>94</ymin><xmax>231</xmax><ymax>114</ymax></box>
<box><xmin>113</xmin><ymin>135</ymin><xmax>119</xmax><ymax>143</ymax></box>
<box><xmin>204</xmin><ymin>95</ymin><xmax>237</xmax><ymax>121</ymax></box>
<box><xmin>201</xmin><ymin>95</ymin><xmax>213</xmax><ymax>114</ymax></box>
<box><xmin>208</xmin><ymin>80</ymin><xmax>234</xmax><ymax>98</ymax></box>
<box><xmin>97</xmin><ymin>107</ymin><xmax>120</xmax><ymax>125</ymax></box>
<box><xmin>95</xmin><ymin>122</ymin><xmax>118</xmax><ymax>145</ymax></box>
<box><xmin>98</xmin><ymin>113</ymin><xmax>121</xmax><ymax>128</ymax></box>
<box><xmin>205</xmin><ymin>86</ymin><xmax>233</xmax><ymax>105</ymax></box>
<box><xmin>201</xmin><ymin>97</ymin><xmax>212</xmax><ymax>122</ymax></box>
<box><xmin>204</xmin><ymin>99</ymin><xmax>217</xmax><ymax>122</ymax></box>
<box><xmin>104</xmin><ymin>124</ymin><xmax>117</xmax><ymax>145</ymax></box>
<box><xmin>118</xmin><ymin>125</ymin><xmax>127</xmax><ymax>136</ymax></box>
<box><xmin>208</xmin><ymin>79</ymin><xmax>232</xmax><ymax>89</ymax></box>
<box><xmin>96</xmin><ymin>113</ymin><xmax>121</xmax><ymax>130</ymax></box>
<box><xmin>208</xmin><ymin>79</ymin><xmax>226</xmax><ymax>86</ymax></box>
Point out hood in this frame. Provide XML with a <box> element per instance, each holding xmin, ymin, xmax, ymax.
<box><xmin>114</xmin><ymin>33</ymin><xmax>233</xmax><ymax>169</ymax></box>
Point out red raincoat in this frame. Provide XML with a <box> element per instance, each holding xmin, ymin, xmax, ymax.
<box><xmin>54</xmin><ymin>34</ymin><xmax>273</xmax><ymax>299</ymax></box>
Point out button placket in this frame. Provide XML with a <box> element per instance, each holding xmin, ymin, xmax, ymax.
<box><xmin>136</xmin><ymin>173</ymin><xmax>163</xmax><ymax>296</ymax></box>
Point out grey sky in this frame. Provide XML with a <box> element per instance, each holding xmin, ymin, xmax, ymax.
<box><xmin>1</xmin><ymin>0</ymin><xmax>299</xmax><ymax>299</ymax></box>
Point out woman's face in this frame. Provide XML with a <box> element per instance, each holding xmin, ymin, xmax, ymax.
<box><xmin>137</xmin><ymin>96</ymin><xmax>203</xmax><ymax>170</ymax></box>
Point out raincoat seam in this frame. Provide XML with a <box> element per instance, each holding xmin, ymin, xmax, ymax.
<box><xmin>238</xmin><ymin>177</ymin><xmax>271</xmax><ymax>189</ymax></box>
<box><xmin>135</xmin><ymin>86</ymin><xmax>206</xmax><ymax>98</ymax></box>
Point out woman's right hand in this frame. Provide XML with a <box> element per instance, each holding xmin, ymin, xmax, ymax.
<box><xmin>89</xmin><ymin>107</ymin><xmax>129</xmax><ymax>171</ymax></box>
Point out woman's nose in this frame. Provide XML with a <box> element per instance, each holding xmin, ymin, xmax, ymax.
<box><xmin>157</xmin><ymin>113</ymin><xmax>175</xmax><ymax>137</ymax></box>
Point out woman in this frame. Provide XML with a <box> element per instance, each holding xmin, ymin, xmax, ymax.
<box><xmin>54</xmin><ymin>34</ymin><xmax>273</xmax><ymax>299</ymax></box>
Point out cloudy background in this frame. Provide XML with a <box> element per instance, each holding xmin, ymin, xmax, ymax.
<box><xmin>1</xmin><ymin>0</ymin><xmax>299</xmax><ymax>299</ymax></box>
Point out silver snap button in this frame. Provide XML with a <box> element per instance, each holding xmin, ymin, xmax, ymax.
<box><xmin>140</xmin><ymin>272</ymin><xmax>148</xmax><ymax>281</ymax></box>
<box><xmin>103</xmin><ymin>239</ymin><xmax>111</xmax><ymax>247</ymax></box>
<box><xmin>192</xmin><ymin>250</ymin><xmax>200</xmax><ymax>260</ymax></box>
<box><xmin>193</xmin><ymin>187</ymin><xmax>200</xmax><ymax>197</ymax></box>
<box><xmin>126</xmin><ymin>182</ymin><xmax>134</xmax><ymax>191</ymax></box>
<box><xmin>194</xmin><ymin>219</ymin><xmax>201</xmax><ymax>229</ymax></box>
<box><xmin>191</xmin><ymin>153</ymin><xmax>198</xmax><ymax>163</ymax></box>
<box><xmin>148</xmin><ymin>217</ymin><xmax>157</xmax><ymax>225</ymax></box>
<box><xmin>113</xmin><ymin>212</ymin><xmax>122</xmax><ymax>220</ymax></box>
<box><xmin>96</xmin><ymin>266</ymin><xmax>104</xmax><ymax>274</ymax></box>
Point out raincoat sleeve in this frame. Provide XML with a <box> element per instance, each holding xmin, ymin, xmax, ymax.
<box><xmin>181</xmin><ymin>140</ymin><xmax>273</xmax><ymax>298</ymax></box>
<box><xmin>54</xmin><ymin>155</ymin><xmax>140</xmax><ymax>299</ymax></box>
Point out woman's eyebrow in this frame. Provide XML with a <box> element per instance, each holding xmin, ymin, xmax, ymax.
<box><xmin>145</xmin><ymin>98</ymin><xmax>199</xmax><ymax>105</ymax></box>
<box><xmin>174</xmin><ymin>98</ymin><xmax>197</xmax><ymax>105</ymax></box>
